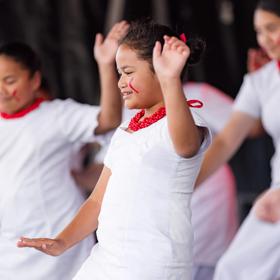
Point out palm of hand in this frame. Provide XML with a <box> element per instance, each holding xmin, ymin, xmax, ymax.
<box><xmin>94</xmin><ymin>21</ymin><xmax>129</xmax><ymax>64</ymax></box>
<box><xmin>153</xmin><ymin>36</ymin><xmax>190</xmax><ymax>79</ymax></box>
<box><xmin>94</xmin><ymin>37</ymin><xmax>119</xmax><ymax>63</ymax></box>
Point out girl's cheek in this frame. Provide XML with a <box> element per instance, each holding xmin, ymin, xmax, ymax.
<box><xmin>128</xmin><ymin>77</ymin><xmax>140</xmax><ymax>94</ymax></box>
<box><xmin>276</xmin><ymin>34</ymin><xmax>280</xmax><ymax>45</ymax></box>
<box><xmin>12</xmin><ymin>89</ymin><xmax>20</xmax><ymax>102</ymax></box>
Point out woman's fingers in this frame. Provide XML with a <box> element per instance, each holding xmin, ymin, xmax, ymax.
<box><xmin>107</xmin><ymin>20</ymin><xmax>129</xmax><ymax>41</ymax></box>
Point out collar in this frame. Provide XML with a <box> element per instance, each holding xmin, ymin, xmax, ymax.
<box><xmin>0</xmin><ymin>98</ymin><xmax>45</xmax><ymax>119</ymax></box>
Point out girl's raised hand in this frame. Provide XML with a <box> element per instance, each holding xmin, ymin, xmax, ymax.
<box><xmin>153</xmin><ymin>35</ymin><xmax>190</xmax><ymax>79</ymax></box>
<box><xmin>94</xmin><ymin>20</ymin><xmax>129</xmax><ymax>65</ymax></box>
<box><xmin>17</xmin><ymin>237</ymin><xmax>66</xmax><ymax>256</ymax></box>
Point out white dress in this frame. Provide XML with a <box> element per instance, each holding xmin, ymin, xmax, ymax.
<box><xmin>0</xmin><ymin>99</ymin><xmax>100</xmax><ymax>280</ymax></box>
<box><xmin>74</xmin><ymin>111</ymin><xmax>211</xmax><ymax>280</ymax></box>
<box><xmin>91</xmin><ymin>84</ymin><xmax>237</xmax><ymax>280</ymax></box>
<box><xmin>214</xmin><ymin>60</ymin><xmax>280</xmax><ymax>280</ymax></box>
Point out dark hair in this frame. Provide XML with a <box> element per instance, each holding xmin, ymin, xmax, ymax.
<box><xmin>0</xmin><ymin>42</ymin><xmax>41</xmax><ymax>76</ymax></box>
<box><xmin>256</xmin><ymin>0</ymin><xmax>280</xmax><ymax>17</ymax></box>
<box><xmin>119</xmin><ymin>19</ymin><xmax>206</xmax><ymax>78</ymax></box>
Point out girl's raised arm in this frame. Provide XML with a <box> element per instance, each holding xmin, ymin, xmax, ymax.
<box><xmin>94</xmin><ymin>21</ymin><xmax>129</xmax><ymax>134</ymax></box>
<box><xmin>153</xmin><ymin>36</ymin><xmax>203</xmax><ymax>158</ymax></box>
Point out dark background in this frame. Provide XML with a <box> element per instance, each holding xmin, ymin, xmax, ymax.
<box><xmin>0</xmin><ymin>0</ymin><xmax>274</xmax><ymax>221</ymax></box>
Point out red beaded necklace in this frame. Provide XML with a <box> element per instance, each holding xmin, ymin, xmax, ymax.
<box><xmin>128</xmin><ymin>99</ymin><xmax>203</xmax><ymax>132</ymax></box>
<box><xmin>128</xmin><ymin>107</ymin><xmax>166</xmax><ymax>131</ymax></box>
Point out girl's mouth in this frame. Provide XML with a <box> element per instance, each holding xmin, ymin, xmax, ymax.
<box><xmin>121</xmin><ymin>91</ymin><xmax>133</xmax><ymax>99</ymax></box>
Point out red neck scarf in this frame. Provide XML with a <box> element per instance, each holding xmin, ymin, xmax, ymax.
<box><xmin>0</xmin><ymin>98</ymin><xmax>45</xmax><ymax>119</ymax></box>
<box><xmin>278</xmin><ymin>60</ymin><xmax>280</xmax><ymax>71</ymax></box>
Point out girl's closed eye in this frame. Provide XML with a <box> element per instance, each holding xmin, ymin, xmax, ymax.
<box><xmin>117</xmin><ymin>69</ymin><xmax>133</xmax><ymax>77</ymax></box>
<box><xmin>4</xmin><ymin>76</ymin><xmax>17</xmax><ymax>85</ymax></box>
<box><xmin>266</xmin><ymin>23</ymin><xmax>280</xmax><ymax>32</ymax></box>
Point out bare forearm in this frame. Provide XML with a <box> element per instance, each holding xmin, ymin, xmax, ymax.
<box><xmin>58</xmin><ymin>166</ymin><xmax>111</xmax><ymax>250</ymax></box>
<box><xmin>56</xmin><ymin>198</ymin><xmax>101</xmax><ymax>250</ymax></box>
<box><xmin>160</xmin><ymin>78</ymin><xmax>201</xmax><ymax>157</ymax></box>
<box><xmin>96</xmin><ymin>63</ymin><xmax>122</xmax><ymax>134</ymax></box>
<box><xmin>195</xmin><ymin>112</ymin><xmax>256</xmax><ymax>187</ymax></box>
<box><xmin>195</xmin><ymin>135</ymin><xmax>236</xmax><ymax>186</ymax></box>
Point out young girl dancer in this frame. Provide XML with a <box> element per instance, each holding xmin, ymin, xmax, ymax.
<box><xmin>18</xmin><ymin>19</ymin><xmax>211</xmax><ymax>279</ymax></box>
<box><xmin>0</xmin><ymin>21</ymin><xmax>128</xmax><ymax>280</ymax></box>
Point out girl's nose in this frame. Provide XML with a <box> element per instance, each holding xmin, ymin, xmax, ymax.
<box><xmin>118</xmin><ymin>77</ymin><xmax>127</xmax><ymax>89</ymax></box>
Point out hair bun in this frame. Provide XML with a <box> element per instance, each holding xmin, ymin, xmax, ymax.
<box><xmin>186</xmin><ymin>38</ymin><xmax>206</xmax><ymax>65</ymax></box>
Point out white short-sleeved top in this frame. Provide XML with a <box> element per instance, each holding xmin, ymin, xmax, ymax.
<box><xmin>78</xmin><ymin>111</ymin><xmax>211</xmax><ymax>279</ymax></box>
<box><xmin>233</xmin><ymin>60</ymin><xmax>280</xmax><ymax>185</ymax></box>
<box><xmin>0</xmin><ymin>99</ymin><xmax>100</xmax><ymax>280</ymax></box>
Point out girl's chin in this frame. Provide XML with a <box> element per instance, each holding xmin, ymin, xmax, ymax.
<box><xmin>124</xmin><ymin>101</ymin><xmax>137</xmax><ymax>110</ymax></box>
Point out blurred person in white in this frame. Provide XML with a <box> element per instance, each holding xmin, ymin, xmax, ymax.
<box><xmin>195</xmin><ymin>0</ymin><xmax>280</xmax><ymax>279</ymax></box>
<box><xmin>0</xmin><ymin>21</ymin><xmax>128</xmax><ymax>280</ymax></box>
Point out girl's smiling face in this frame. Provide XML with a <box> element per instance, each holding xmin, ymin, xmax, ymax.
<box><xmin>0</xmin><ymin>55</ymin><xmax>41</xmax><ymax>114</ymax></box>
<box><xmin>116</xmin><ymin>44</ymin><xmax>164</xmax><ymax>113</ymax></box>
<box><xmin>254</xmin><ymin>9</ymin><xmax>280</xmax><ymax>60</ymax></box>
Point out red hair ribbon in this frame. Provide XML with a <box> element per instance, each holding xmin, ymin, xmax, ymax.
<box><xmin>180</xmin><ymin>33</ymin><xmax>187</xmax><ymax>43</ymax></box>
<box><xmin>187</xmin><ymin>99</ymin><xmax>203</xmax><ymax>108</ymax></box>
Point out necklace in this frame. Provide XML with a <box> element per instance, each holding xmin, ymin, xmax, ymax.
<box><xmin>128</xmin><ymin>99</ymin><xmax>203</xmax><ymax>132</ymax></box>
<box><xmin>128</xmin><ymin>107</ymin><xmax>166</xmax><ymax>131</ymax></box>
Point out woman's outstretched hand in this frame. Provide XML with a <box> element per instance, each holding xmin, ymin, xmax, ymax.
<box><xmin>94</xmin><ymin>20</ymin><xmax>129</xmax><ymax>65</ymax></box>
<box><xmin>17</xmin><ymin>237</ymin><xmax>67</xmax><ymax>256</ymax></box>
<box><xmin>254</xmin><ymin>188</ymin><xmax>280</xmax><ymax>223</ymax></box>
<box><xmin>153</xmin><ymin>35</ymin><xmax>190</xmax><ymax>79</ymax></box>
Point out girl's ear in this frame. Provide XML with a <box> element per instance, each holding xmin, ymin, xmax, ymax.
<box><xmin>32</xmin><ymin>71</ymin><xmax>42</xmax><ymax>92</ymax></box>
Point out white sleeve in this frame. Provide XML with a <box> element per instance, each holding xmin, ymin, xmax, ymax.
<box><xmin>233</xmin><ymin>74</ymin><xmax>261</xmax><ymax>119</ymax></box>
<box><xmin>54</xmin><ymin>98</ymin><xmax>101</xmax><ymax>143</ymax></box>
<box><xmin>190</xmin><ymin>110</ymin><xmax>212</xmax><ymax>155</ymax></box>
<box><xmin>103</xmin><ymin>130</ymin><xmax>119</xmax><ymax>169</ymax></box>
<box><xmin>94</xmin><ymin>130</ymin><xmax>115</xmax><ymax>164</ymax></box>
<box><xmin>160</xmin><ymin>110</ymin><xmax>212</xmax><ymax>157</ymax></box>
